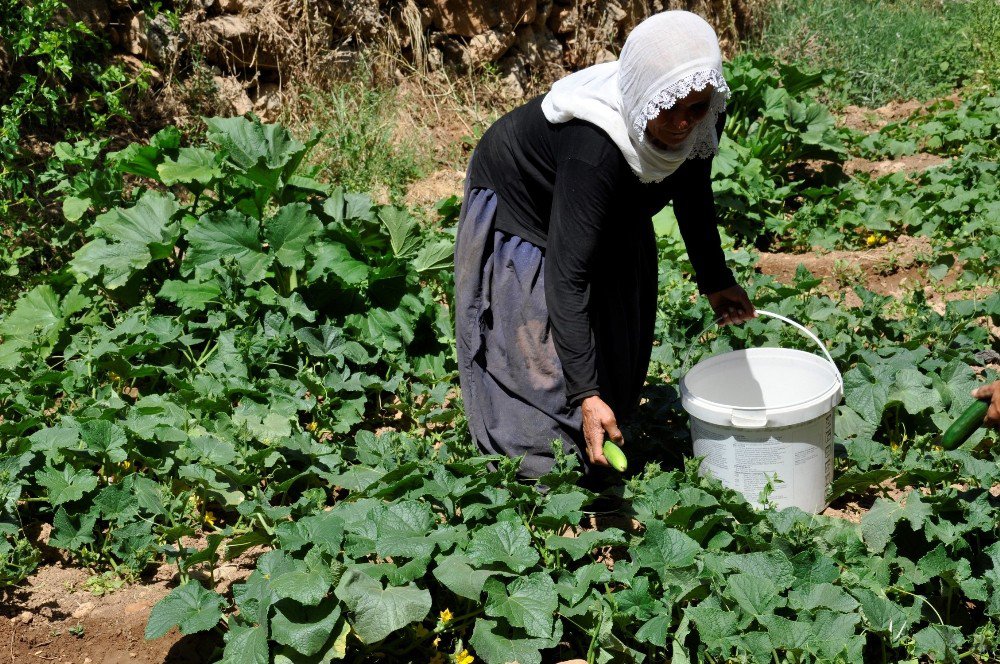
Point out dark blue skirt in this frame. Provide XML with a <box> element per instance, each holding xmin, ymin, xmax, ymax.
<box><xmin>454</xmin><ymin>187</ymin><xmax>587</xmax><ymax>478</ymax></box>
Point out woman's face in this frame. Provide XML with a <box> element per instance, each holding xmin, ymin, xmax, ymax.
<box><xmin>644</xmin><ymin>86</ymin><xmax>714</xmax><ymax>149</ymax></box>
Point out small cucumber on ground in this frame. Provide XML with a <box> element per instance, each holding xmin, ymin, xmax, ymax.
<box><xmin>603</xmin><ymin>440</ymin><xmax>628</xmax><ymax>472</ymax></box>
<box><xmin>940</xmin><ymin>399</ymin><xmax>990</xmax><ymax>450</ymax></box>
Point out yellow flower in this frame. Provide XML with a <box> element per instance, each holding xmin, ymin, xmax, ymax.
<box><xmin>866</xmin><ymin>234</ymin><xmax>877</xmax><ymax>247</ymax></box>
<box><xmin>306</xmin><ymin>421</ymin><xmax>318</xmax><ymax>432</ymax></box>
<box><xmin>879</xmin><ymin>235</ymin><xmax>888</xmax><ymax>245</ymax></box>
<box><xmin>439</xmin><ymin>608</ymin><xmax>453</xmax><ymax>624</ymax></box>
<box><xmin>204</xmin><ymin>511</ymin><xmax>217</xmax><ymax>527</ymax></box>
<box><xmin>455</xmin><ymin>650</ymin><xmax>474</xmax><ymax>664</ymax></box>
<box><xmin>121</xmin><ymin>460</ymin><xmax>131</xmax><ymax>470</ymax></box>
<box><xmin>414</xmin><ymin>624</ymin><xmax>430</xmax><ymax>638</ymax></box>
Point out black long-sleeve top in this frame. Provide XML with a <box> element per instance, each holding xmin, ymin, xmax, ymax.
<box><xmin>467</xmin><ymin>95</ymin><xmax>736</xmax><ymax>407</ymax></box>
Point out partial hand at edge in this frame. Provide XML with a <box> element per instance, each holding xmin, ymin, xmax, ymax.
<box><xmin>972</xmin><ymin>381</ymin><xmax>1000</xmax><ymax>429</ymax></box>
<box><xmin>581</xmin><ymin>395</ymin><xmax>623</xmax><ymax>467</ymax></box>
<box><xmin>706</xmin><ymin>284</ymin><xmax>755</xmax><ymax>326</ymax></box>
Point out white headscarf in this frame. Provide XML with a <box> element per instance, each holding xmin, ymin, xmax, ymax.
<box><xmin>541</xmin><ymin>11</ymin><xmax>730</xmax><ymax>184</ymax></box>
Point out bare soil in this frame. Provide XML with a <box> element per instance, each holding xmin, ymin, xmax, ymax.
<box><xmin>0</xmin><ymin>541</ymin><xmax>262</xmax><ymax>664</ymax></box>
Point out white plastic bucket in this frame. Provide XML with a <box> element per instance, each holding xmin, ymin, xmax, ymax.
<box><xmin>679</xmin><ymin>310</ymin><xmax>843</xmax><ymax>513</ymax></box>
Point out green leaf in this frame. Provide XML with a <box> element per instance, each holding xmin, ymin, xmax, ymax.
<box><xmin>634</xmin><ymin>521</ymin><xmax>702</xmax><ymax>572</ymax></box>
<box><xmin>843</xmin><ymin>363</ymin><xmax>895</xmax><ymax>423</ymax></box>
<box><xmin>378</xmin><ymin>206</ymin><xmax>420</xmax><ymax>257</ymax></box>
<box><xmin>269</xmin><ymin>562</ymin><xmax>332</xmax><ymax>607</ymax></box>
<box><xmin>469</xmin><ymin>618</ymin><xmax>559</xmax><ymax>664</ymax></box>
<box><xmin>544</xmin><ymin>528</ymin><xmax>626</xmax><ymax>561</ymax></box>
<box><xmin>158</xmin><ymin>279</ymin><xmax>222</xmax><ymax>310</ymax></box>
<box><xmin>686</xmin><ymin>604</ymin><xmax>738</xmax><ymax>643</ymax></box>
<box><xmin>186</xmin><ymin>210</ymin><xmax>269</xmax><ymax>282</ymax></box>
<box><xmin>91</xmin><ymin>191</ymin><xmax>180</xmax><ymax>258</ymax></box>
<box><xmin>271</xmin><ymin>598</ymin><xmax>342</xmax><ymax>657</ymax></box>
<box><xmin>145</xmin><ymin>581</ymin><xmax>225</xmax><ymax>639</ymax></box>
<box><xmin>205</xmin><ymin>116</ymin><xmax>305</xmax><ymax>172</ymax></box>
<box><xmin>860</xmin><ymin>498</ymin><xmax>903</xmax><ymax>553</ymax></box>
<box><xmin>265</xmin><ymin>203</ymin><xmax>322</xmax><ymax>271</ymax></box>
<box><xmin>432</xmin><ymin>554</ymin><xmax>497</xmax><ymax>601</ymax></box>
<box><xmin>484</xmin><ymin>572</ymin><xmax>558</xmax><ymax>638</ymax></box>
<box><xmin>80</xmin><ymin>420</ymin><xmax>128</xmax><ymax>463</ymax></box>
<box><xmin>306</xmin><ymin>242</ymin><xmax>369</xmax><ymax>285</ymax></box>
<box><xmin>412</xmin><ymin>239</ymin><xmax>454</xmax><ymax>273</ymax></box>
<box><xmin>466</xmin><ymin>520</ymin><xmax>540</xmax><ymax>573</ymax></box>
<box><xmin>788</xmin><ymin>583</ymin><xmax>859</xmax><ymax>613</ymax></box>
<box><xmin>34</xmin><ymin>466</ymin><xmax>99</xmax><ymax>506</ymax></box>
<box><xmin>63</xmin><ymin>195</ymin><xmax>91</xmax><ymax>221</ymax></box>
<box><xmin>0</xmin><ymin>285</ymin><xmax>63</xmax><ymax>346</ymax></box>
<box><xmin>221</xmin><ymin>624</ymin><xmax>269</xmax><ymax>664</ymax></box>
<box><xmin>157</xmin><ymin>147</ymin><xmax>222</xmax><ymax>185</ymax></box>
<box><xmin>727</xmin><ymin>573</ymin><xmax>784</xmax><ymax>617</ymax></box>
<box><xmin>48</xmin><ymin>507</ymin><xmax>97</xmax><ymax>550</ymax></box>
<box><xmin>373</xmin><ymin>501</ymin><xmax>442</xmax><ymax>560</ymax></box>
<box><xmin>335</xmin><ymin>569</ymin><xmax>431</xmax><ymax>644</ymax></box>
<box><xmin>912</xmin><ymin>624</ymin><xmax>965</xmax><ymax>661</ymax></box>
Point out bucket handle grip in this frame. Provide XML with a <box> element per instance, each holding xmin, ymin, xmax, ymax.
<box><xmin>681</xmin><ymin>309</ymin><xmax>842</xmax><ymax>388</ymax></box>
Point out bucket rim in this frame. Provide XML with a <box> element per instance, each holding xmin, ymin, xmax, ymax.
<box><xmin>679</xmin><ymin>347</ymin><xmax>844</xmax><ymax>415</ymax></box>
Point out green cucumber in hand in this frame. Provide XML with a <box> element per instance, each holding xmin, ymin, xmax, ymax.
<box><xmin>940</xmin><ymin>399</ymin><xmax>989</xmax><ymax>450</ymax></box>
<box><xmin>603</xmin><ymin>440</ymin><xmax>628</xmax><ymax>472</ymax></box>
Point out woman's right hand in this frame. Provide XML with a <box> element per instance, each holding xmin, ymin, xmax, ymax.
<box><xmin>581</xmin><ymin>395</ymin><xmax>623</xmax><ymax>467</ymax></box>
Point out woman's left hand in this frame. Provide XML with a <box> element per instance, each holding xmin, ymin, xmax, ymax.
<box><xmin>707</xmin><ymin>285</ymin><xmax>755</xmax><ymax>326</ymax></box>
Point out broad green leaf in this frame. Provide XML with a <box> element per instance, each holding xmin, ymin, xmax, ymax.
<box><xmin>159</xmin><ymin>279</ymin><xmax>222</xmax><ymax>310</ymax></box>
<box><xmin>412</xmin><ymin>239</ymin><xmax>454</xmax><ymax>273</ymax></box>
<box><xmin>860</xmin><ymin>498</ymin><xmax>902</xmax><ymax>553</ymax></box>
<box><xmin>466</xmin><ymin>520</ymin><xmax>540</xmax><ymax>573</ymax></box>
<box><xmin>469</xmin><ymin>618</ymin><xmax>559</xmax><ymax>664</ymax></box>
<box><xmin>91</xmin><ymin>190</ymin><xmax>180</xmax><ymax>258</ymax></box>
<box><xmin>80</xmin><ymin>420</ymin><xmax>128</xmax><ymax>463</ymax></box>
<box><xmin>912</xmin><ymin>624</ymin><xmax>965</xmax><ymax>661</ymax></box>
<box><xmin>335</xmin><ymin>569</ymin><xmax>431</xmax><ymax>643</ymax></box>
<box><xmin>63</xmin><ymin>195</ymin><xmax>91</xmax><ymax>221</ymax></box>
<box><xmin>373</xmin><ymin>501</ymin><xmax>443</xmax><ymax>560</ymax></box>
<box><xmin>145</xmin><ymin>581</ymin><xmax>225</xmax><ymax>639</ymax></box>
<box><xmin>685</xmin><ymin>604</ymin><xmax>738</xmax><ymax>643</ymax></box>
<box><xmin>843</xmin><ymin>363</ymin><xmax>895</xmax><ymax>423</ymax></box>
<box><xmin>484</xmin><ymin>572</ymin><xmax>558</xmax><ymax>638</ymax></box>
<box><xmin>220</xmin><ymin>624</ymin><xmax>269</xmax><ymax>664</ymax></box>
<box><xmin>544</xmin><ymin>528</ymin><xmax>626</xmax><ymax>561</ymax></box>
<box><xmin>0</xmin><ymin>285</ymin><xmax>63</xmax><ymax>345</ymax></box>
<box><xmin>306</xmin><ymin>242</ymin><xmax>369</xmax><ymax>285</ymax></box>
<box><xmin>271</xmin><ymin>598</ymin><xmax>342</xmax><ymax>656</ymax></box>
<box><xmin>157</xmin><ymin>147</ymin><xmax>222</xmax><ymax>185</ymax></box>
<box><xmin>34</xmin><ymin>466</ymin><xmax>99</xmax><ymax>506</ymax></box>
<box><xmin>186</xmin><ymin>210</ymin><xmax>269</xmax><ymax>282</ymax></box>
<box><xmin>205</xmin><ymin>116</ymin><xmax>304</xmax><ymax>172</ymax></box>
<box><xmin>432</xmin><ymin>554</ymin><xmax>497</xmax><ymax>601</ymax></box>
<box><xmin>48</xmin><ymin>507</ymin><xmax>97</xmax><ymax>550</ymax></box>
<box><xmin>265</xmin><ymin>203</ymin><xmax>322</xmax><ymax>270</ymax></box>
<box><xmin>788</xmin><ymin>583</ymin><xmax>859</xmax><ymax>613</ymax></box>
<box><xmin>726</xmin><ymin>573</ymin><xmax>784</xmax><ymax>617</ymax></box>
<box><xmin>634</xmin><ymin>521</ymin><xmax>702</xmax><ymax>572</ymax></box>
<box><xmin>378</xmin><ymin>206</ymin><xmax>420</xmax><ymax>257</ymax></box>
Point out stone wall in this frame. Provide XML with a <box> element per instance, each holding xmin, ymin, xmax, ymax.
<box><xmin>67</xmin><ymin>0</ymin><xmax>763</xmax><ymax>116</ymax></box>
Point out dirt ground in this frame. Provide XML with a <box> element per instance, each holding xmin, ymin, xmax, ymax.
<box><xmin>0</xmin><ymin>540</ymin><xmax>262</xmax><ymax>664</ymax></box>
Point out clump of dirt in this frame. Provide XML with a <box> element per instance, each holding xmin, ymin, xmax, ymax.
<box><xmin>838</xmin><ymin>99</ymin><xmax>924</xmax><ymax>133</ymax></box>
<box><xmin>843</xmin><ymin>152</ymin><xmax>950</xmax><ymax>178</ymax></box>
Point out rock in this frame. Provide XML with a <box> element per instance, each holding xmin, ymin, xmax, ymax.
<box><xmin>548</xmin><ymin>5</ymin><xmax>578</xmax><ymax>35</ymax></box>
<box><xmin>253</xmin><ymin>83</ymin><xmax>283</xmax><ymax>121</ymax></box>
<box><xmin>121</xmin><ymin>11</ymin><xmax>183</xmax><ymax>67</ymax></box>
<box><xmin>193</xmin><ymin>15</ymin><xmax>280</xmax><ymax>70</ymax></box>
<box><xmin>428</xmin><ymin>0</ymin><xmax>536</xmax><ymax>37</ymax></box>
<box><xmin>212</xmin><ymin>76</ymin><xmax>253</xmax><ymax>115</ymax></box>
<box><xmin>64</xmin><ymin>0</ymin><xmax>111</xmax><ymax>31</ymax></box>
<box><xmin>18</xmin><ymin>610</ymin><xmax>33</xmax><ymax>624</ymax></box>
<box><xmin>513</xmin><ymin>25</ymin><xmax>563</xmax><ymax>69</ymax></box>
<box><xmin>73</xmin><ymin>601</ymin><xmax>95</xmax><ymax>619</ymax></box>
<box><xmin>461</xmin><ymin>28</ymin><xmax>517</xmax><ymax>67</ymax></box>
<box><xmin>217</xmin><ymin>0</ymin><xmax>242</xmax><ymax>12</ymax></box>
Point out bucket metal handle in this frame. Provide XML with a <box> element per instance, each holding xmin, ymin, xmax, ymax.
<box><xmin>681</xmin><ymin>308</ymin><xmax>843</xmax><ymax>390</ymax></box>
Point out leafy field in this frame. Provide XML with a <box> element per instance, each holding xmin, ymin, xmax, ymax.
<box><xmin>1</xmin><ymin>39</ymin><xmax>999</xmax><ymax>664</ymax></box>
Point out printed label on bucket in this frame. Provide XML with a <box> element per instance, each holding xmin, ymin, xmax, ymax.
<box><xmin>691</xmin><ymin>412</ymin><xmax>834</xmax><ymax>512</ymax></box>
